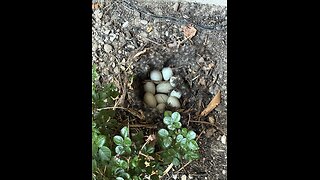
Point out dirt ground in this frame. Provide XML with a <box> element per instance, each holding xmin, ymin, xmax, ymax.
<box><xmin>92</xmin><ymin>0</ymin><xmax>227</xmax><ymax>179</ymax></box>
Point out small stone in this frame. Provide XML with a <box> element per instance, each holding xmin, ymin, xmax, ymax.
<box><xmin>172</xmin><ymin>174</ymin><xmax>177</xmax><ymax>179</ymax></box>
<box><xmin>139</xmin><ymin>32</ymin><xmax>148</xmax><ymax>38</ymax></box>
<box><xmin>104</xmin><ymin>44</ymin><xmax>113</xmax><ymax>53</ymax></box>
<box><xmin>172</xmin><ymin>2</ymin><xmax>179</xmax><ymax>11</ymax></box>
<box><xmin>181</xmin><ymin>174</ymin><xmax>187</xmax><ymax>180</ymax></box>
<box><xmin>155</xmin><ymin>94</ymin><xmax>169</xmax><ymax>104</ymax></box>
<box><xmin>205</xmin><ymin>128</ymin><xmax>216</xmax><ymax>138</ymax></box>
<box><xmin>221</xmin><ymin>135</ymin><xmax>227</xmax><ymax>144</ymax></box>
<box><xmin>109</xmin><ymin>33</ymin><xmax>116</xmax><ymax>42</ymax></box>
<box><xmin>92</xmin><ymin>43</ymin><xmax>98</xmax><ymax>51</ymax></box>
<box><xmin>140</xmin><ymin>20</ymin><xmax>148</xmax><ymax>25</ymax></box>
<box><xmin>122</xmin><ymin>21</ymin><xmax>129</xmax><ymax>28</ymax></box>
<box><xmin>144</xmin><ymin>92</ymin><xmax>157</xmax><ymax>108</ymax></box>
<box><xmin>222</xmin><ymin>170</ymin><xmax>226</xmax><ymax>175</ymax></box>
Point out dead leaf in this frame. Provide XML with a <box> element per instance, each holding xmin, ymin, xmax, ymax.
<box><xmin>182</xmin><ymin>24</ymin><xmax>197</xmax><ymax>39</ymax></box>
<box><xmin>147</xmin><ymin>26</ymin><xmax>153</xmax><ymax>33</ymax></box>
<box><xmin>133</xmin><ymin>48</ymin><xmax>149</xmax><ymax>59</ymax></box>
<box><xmin>200</xmin><ymin>90</ymin><xmax>221</xmax><ymax>117</ymax></box>
<box><xmin>126</xmin><ymin>108</ymin><xmax>145</xmax><ymax>120</ymax></box>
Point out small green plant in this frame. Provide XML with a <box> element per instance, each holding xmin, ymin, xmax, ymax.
<box><xmin>157</xmin><ymin>111</ymin><xmax>200</xmax><ymax>166</ymax></box>
<box><xmin>92</xmin><ymin>110</ymin><xmax>200</xmax><ymax>179</ymax></box>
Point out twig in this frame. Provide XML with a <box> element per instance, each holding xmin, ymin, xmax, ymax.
<box><xmin>160</xmin><ymin>163</ymin><xmax>173</xmax><ymax>179</ymax></box>
<box><xmin>96</xmin><ymin>107</ymin><xmax>127</xmax><ymax>111</ymax></box>
<box><xmin>177</xmin><ymin>160</ymin><xmax>192</xmax><ymax>172</ymax></box>
<box><xmin>126</xmin><ymin>124</ymin><xmax>157</xmax><ymax>129</ymax></box>
<box><xmin>139</xmin><ymin>151</ymin><xmax>155</xmax><ymax>161</ymax></box>
<box><xmin>138</xmin><ymin>35</ymin><xmax>163</xmax><ymax>45</ymax></box>
<box><xmin>196</xmin><ymin>129</ymin><xmax>205</xmax><ymax>141</ymax></box>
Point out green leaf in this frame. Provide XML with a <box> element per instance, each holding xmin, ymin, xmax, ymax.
<box><xmin>96</xmin><ymin>135</ymin><xmax>106</xmax><ymax>148</ymax></box>
<box><xmin>180</xmin><ymin>138</ymin><xmax>187</xmax><ymax>147</ymax></box>
<box><xmin>151</xmin><ymin>174</ymin><xmax>159</xmax><ymax>180</ymax></box>
<box><xmin>164</xmin><ymin>111</ymin><xmax>172</xmax><ymax>117</ymax></box>
<box><xmin>123</xmin><ymin>137</ymin><xmax>132</xmax><ymax>147</ymax></box>
<box><xmin>121</xmin><ymin>126</ymin><xmax>129</xmax><ymax>138</ymax></box>
<box><xmin>92</xmin><ymin>159</ymin><xmax>97</xmax><ymax>171</ymax></box>
<box><xmin>172</xmin><ymin>157</ymin><xmax>180</xmax><ymax>166</ymax></box>
<box><xmin>121</xmin><ymin>173</ymin><xmax>130</xmax><ymax>179</ymax></box>
<box><xmin>113</xmin><ymin>135</ymin><xmax>124</xmax><ymax>145</ymax></box>
<box><xmin>92</xmin><ymin>144</ymin><xmax>99</xmax><ymax>156</ymax></box>
<box><xmin>181</xmin><ymin>128</ymin><xmax>188</xmax><ymax>137</ymax></box>
<box><xmin>184</xmin><ymin>151</ymin><xmax>200</xmax><ymax>161</ymax></box>
<box><xmin>119</xmin><ymin>159</ymin><xmax>128</xmax><ymax>169</ymax></box>
<box><xmin>115</xmin><ymin>145</ymin><xmax>125</xmax><ymax>155</ymax></box>
<box><xmin>174</xmin><ymin>122</ymin><xmax>182</xmax><ymax>129</ymax></box>
<box><xmin>131</xmin><ymin>156</ymin><xmax>139</xmax><ymax>168</ymax></box>
<box><xmin>124</xmin><ymin>146</ymin><xmax>132</xmax><ymax>154</ymax></box>
<box><xmin>114</xmin><ymin>168</ymin><xmax>125</xmax><ymax>175</ymax></box>
<box><xmin>163</xmin><ymin>116</ymin><xmax>173</xmax><ymax>125</ymax></box>
<box><xmin>116</xmin><ymin>177</ymin><xmax>124</xmax><ymax>180</ymax></box>
<box><xmin>167</xmin><ymin>124</ymin><xmax>175</xmax><ymax>131</ymax></box>
<box><xmin>187</xmin><ymin>140</ymin><xmax>199</xmax><ymax>151</ymax></box>
<box><xmin>158</xmin><ymin>129</ymin><xmax>169</xmax><ymax>137</ymax></box>
<box><xmin>99</xmin><ymin>146</ymin><xmax>111</xmax><ymax>161</ymax></box>
<box><xmin>186</xmin><ymin>131</ymin><xmax>196</xmax><ymax>140</ymax></box>
<box><xmin>147</xmin><ymin>146</ymin><xmax>155</xmax><ymax>154</ymax></box>
<box><xmin>176</xmin><ymin>134</ymin><xmax>183</xmax><ymax>142</ymax></box>
<box><xmin>171</xmin><ymin>112</ymin><xmax>181</xmax><ymax>122</ymax></box>
<box><xmin>163</xmin><ymin>137</ymin><xmax>172</xmax><ymax>148</ymax></box>
<box><xmin>146</xmin><ymin>166</ymin><xmax>153</xmax><ymax>174</ymax></box>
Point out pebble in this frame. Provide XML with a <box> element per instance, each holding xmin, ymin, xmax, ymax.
<box><xmin>221</xmin><ymin>135</ymin><xmax>227</xmax><ymax>144</ymax></box>
<box><xmin>140</xmin><ymin>20</ymin><xmax>148</xmax><ymax>25</ymax></box>
<box><xmin>181</xmin><ymin>174</ymin><xmax>187</xmax><ymax>180</ymax></box>
<box><xmin>104</xmin><ymin>44</ymin><xmax>113</xmax><ymax>53</ymax></box>
<box><xmin>109</xmin><ymin>33</ymin><xmax>116</xmax><ymax>42</ymax></box>
<box><xmin>172</xmin><ymin>2</ymin><xmax>179</xmax><ymax>11</ymax></box>
<box><xmin>122</xmin><ymin>21</ymin><xmax>129</xmax><ymax>28</ymax></box>
<box><xmin>222</xmin><ymin>170</ymin><xmax>226</xmax><ymax>175</ymax></box>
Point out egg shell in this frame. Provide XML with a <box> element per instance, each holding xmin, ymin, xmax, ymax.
<box><xmin>144</xmin><ymin>82</ymin><xmax>156</xmax><ymax>94</ymax></box>
<box><xmin>167</xmin><ymin>96</ymin><xmax>181</xmax><ymax>108</ymax></box>
<box><xmin>162</xmin><ymin>67</ymin><xmax>173</xmax><ymax>81</ymax></box>
<box><xmin>156</xmin><ymin>82</ymin><xmax>173</xmax><ymax>93</ymax></box>
<box><xmin>150</xmin><ymin>70</ymin><xmax>162</xmax><ymax>81</ymax></box>
<box><xmin>155</xmin><ymin>94</ymin><xmax>169</xmax><ymax>104</ymax></box>
<box><xmin>170</xmin><ymin>90</ymin><xmax>182</xmax><ymax>99</ymax></box>
<box><xmin>156</xmin><ymin>103</ymin><xmax>166</xmax><ymax>112</ymax></box>
<box><xmin>144</xmin><ymin>92</ymin><xmax>157</xmax><ymax>108</ymax></box>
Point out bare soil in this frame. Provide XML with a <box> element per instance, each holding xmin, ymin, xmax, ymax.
<box><xmin>92</xmin><ymin>0</ymin><xmax>227</xmax><ymax>179</ymax></box>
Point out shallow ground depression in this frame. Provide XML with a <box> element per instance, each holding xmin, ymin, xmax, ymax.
<box><xmin>92</xmin><ymin>0</ymin><xmax>227</xmax><ymax>179</ymax></box>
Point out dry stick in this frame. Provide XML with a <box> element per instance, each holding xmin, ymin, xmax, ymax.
<box><xmin>160</xmin><ymin>163</ymin><xmax>174</xmax><ymax>179</ymax></box>
<box><xmin>189</xmin><ymin>120</ymin><xmax>225</xmax><ymax>135</ymax></box>
<box><xmin>127</xmin><ymin>124</ymin><xmax>157</xmax><ymax>129</ymax></box>
<box><xmin>196</xmin><ymin>129</ymin><xmax>205</xmax><ymax>142</ymax></box>
<box><xmin>176</xmin><ymin>160</ymin><xmax>193</xmax><ymax>172</ymax></box>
